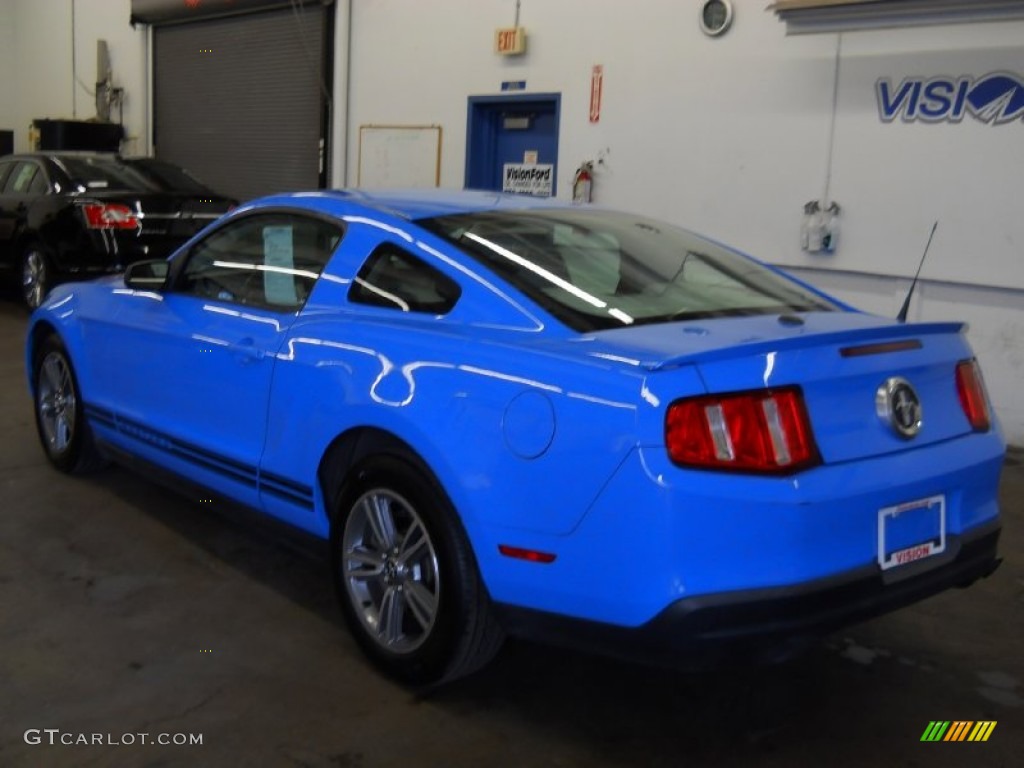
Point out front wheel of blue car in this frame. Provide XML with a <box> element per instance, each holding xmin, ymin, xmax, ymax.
<box><xmin>332</xmin><ymin>456</ymin><xmax>504</xmax><ymax>686</ymax></box>
<box><xmin>32</xmin><ymin>335</ymin><xmax>106</xmax><ymax>474</ymax></box>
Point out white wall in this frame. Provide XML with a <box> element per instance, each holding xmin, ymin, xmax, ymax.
<box><xmin>7</xmin><ymin>0</ymin><xmax>147</xmax><ymax>154</ymax></box>
<box><xmin>0</xmin><ymin>2</ymin><xmax>16</xmax><ymax>140</ymax></box>
<box><xmin>346</xmin><ymin>0</ymin><xmax>1024</xmax><ymax>444</ymax></box>
<box><xmin>68</xmin><ymin>0</ymin><xmax>149</xmax><ymax>154</ymax></box>
<box><xmin>346</xmin><ymin>2</ymin><xmax>1024</xmax><ymax>288</ymax></box>
<box><xmin>346</xmin><ymin>1</ymin><xmax>840</xmax><ymax>231</ymax></box>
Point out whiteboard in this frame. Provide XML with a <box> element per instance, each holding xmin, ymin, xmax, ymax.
<box><xmin>357</xmin><ymin>125</ymin><xmax>441</xmax><ymax>188</ymax></box>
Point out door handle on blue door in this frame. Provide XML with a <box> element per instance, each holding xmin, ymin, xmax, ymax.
<box><xmin>233</xmin><ymin>338</ymin><xmax>265</xmax><ymax>364</ymax></box>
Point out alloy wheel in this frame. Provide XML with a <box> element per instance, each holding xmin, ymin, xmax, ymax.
<box><xmin>37</xmin><ymin>351</ymin><xmax>77</xmax><ymax>455</ymax></box>
<box><xmin>341</xmin><ymin>488</ymin><xmax>441</xmax><ymax>654</ymax></box>
<box><xmin>22</xmin><ymin>250</ymin><xmax>48</xmax><ymax>309</ymax></box>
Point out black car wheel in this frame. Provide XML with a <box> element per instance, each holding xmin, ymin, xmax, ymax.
<box><xmin>32</xmin><ymin>335</ymin><xmax>106</xmax><ymax>474</ymax></box>
<box><xmin>332</xmin><ymin>456</ymin><xmax>504</xmax><ymax>686</ymax></box>
<box><xmin>21</xmin><ymin>243</ymin><xmax>52</xmax><ymax>310</ymax></box>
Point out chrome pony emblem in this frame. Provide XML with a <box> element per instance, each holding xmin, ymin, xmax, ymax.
<box><xmin>876</xmin><ymin>377</ymin><xmax>922</xmax><ymax>438</ymax></box>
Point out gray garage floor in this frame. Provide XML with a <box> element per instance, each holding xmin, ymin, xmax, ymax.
<box><xmin>0</xmin><ymin>296</ymin><xmax>1020</xmax><ymax>768</ymax></box>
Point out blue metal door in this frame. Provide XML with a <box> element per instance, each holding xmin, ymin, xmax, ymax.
<box><xmin>466</xmin><ymin>94</ymin><xmax>560</xmax><ymax>195</ymax></box>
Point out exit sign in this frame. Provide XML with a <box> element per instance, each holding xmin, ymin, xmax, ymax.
<box><xmin>495</xmin><ymin>27</ymin><xmax>526</xmax><ymax>55</ymax></box>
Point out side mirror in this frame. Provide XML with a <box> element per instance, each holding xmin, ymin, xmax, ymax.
<box><xmin>124</xmin><ymin>260</ymin><xmax>170</xmax><ymax>290</ymax></box>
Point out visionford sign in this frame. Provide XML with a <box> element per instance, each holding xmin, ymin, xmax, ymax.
<box><xmin>502</xmin><ymin>163</ymin><xmax>554</xmax><ymax>197</ymax></box>
<box><xmin>876</xmin><ymin>72</ymin><xmax>1024</xmax><ymax>124</ymax></box>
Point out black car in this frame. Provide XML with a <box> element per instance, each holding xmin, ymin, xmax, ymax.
<box><xmin>0</xmin><ymin>152</ymin><xmax>235</xmax><ymax>308</ymax></box>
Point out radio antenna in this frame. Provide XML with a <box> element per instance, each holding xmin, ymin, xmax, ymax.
<box><xmin>897</xmin><ymin>221</ymin><xmax>938</xmax><ymax>323</ymax></box>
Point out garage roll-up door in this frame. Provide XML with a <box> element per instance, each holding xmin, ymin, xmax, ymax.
<box><xmin>153</xmin><ymin>4</ymin><xmax>330</xmax><ymax>202</ymax></box>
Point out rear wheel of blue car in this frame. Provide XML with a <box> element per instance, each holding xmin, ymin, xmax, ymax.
<box><xmin>333</xmin><ymin>456</ymin><xmax>504</xmax><ymax>685</ymax></box>
<box><xmin>32</xmin><ymin>335</ymin><xmax>106</xmax><ymax>474</ymax></box>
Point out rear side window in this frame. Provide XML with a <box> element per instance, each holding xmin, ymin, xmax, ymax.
<box><xmin>348</xmin><ymin>244</ymin><xmax>461</xmax><ymax>315</ymax></box>
<box><xmin>4</xmin><ymin>162</ymin><xmax>39</xmax><ymax>194</ymax></box>
<box><xmin>27</xmin><ymin>169</ymin><xmax>49</xmax><ymax>195</ymax></box>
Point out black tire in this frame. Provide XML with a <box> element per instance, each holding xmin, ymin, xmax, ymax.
<box><xmin>331</xmin><ymin>455</ymin><xmax>504</xmax><ymax>686</ymax></box>
<box><xmin>21</xmin><ymin>243</ymin><xmax>53</xmax><ymax>311</ymax></box>
<box><xmin>32</xmin><ymin>335</ymin><xmax>107</xmax><ymax>474</ymax></box>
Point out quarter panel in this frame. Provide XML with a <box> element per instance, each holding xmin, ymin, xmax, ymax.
<box><xmin>259</xmin><ymin>314</ymin><xmax>647</xmax><ymax>542</ymax></box>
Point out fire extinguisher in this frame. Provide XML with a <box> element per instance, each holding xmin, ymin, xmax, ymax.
<box><xmin>573</xmin><ymin>162</ymin><xmax>593</xmax><ymax>203</ymax></box>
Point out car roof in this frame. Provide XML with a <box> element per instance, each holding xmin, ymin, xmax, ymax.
<box><xmin>252</xmin><ymin>188</ymin><xmax>569</xmax><ymax>221</ymax></box>
<box><xmin>0</xmin><ymin>151</ymin><xmax>119</xmax><ymax>161</ymax></box>
<box><xmin>0</xmin><ymin>152</ymin><xmax>181</xmax><ymax>167</ymax></box>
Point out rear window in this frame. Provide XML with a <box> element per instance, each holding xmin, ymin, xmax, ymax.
<box><xmin>55</xmin><ymin>156</ymin><xmax>159</xmax><ymax>192</ymax></box>
<box><xmin>420</xmin><ymin>210</ymin><xmax>836</xmax><ymax>332</ymax></box>
<box><xmin>122</xmin><ymin>158</ymin><xmax>216</xmax><ymax>195</ymax></box>
<box><xmin>54</xmin><ymin>156</ymin><xmax>213</xmax><ymax>194</ymax></box>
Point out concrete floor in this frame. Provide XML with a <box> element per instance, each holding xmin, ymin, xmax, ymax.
<box><xmin>0</xmin><ymin>294</ymin><xmax>1021</xmax><ymax>768</ymax></box>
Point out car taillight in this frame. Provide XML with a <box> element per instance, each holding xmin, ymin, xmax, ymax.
<box><xmin>955</xmin><ymin>359</ymin><xmax>990</xmax><ymax>432</ymax></box>
<box><xmin>81</xmin><ymin>203</ymin><xmax>138</xmax><ymax>230</ymax></box>
<box><xmin>665</xmin><ymin>387</ymin><xmax>819</xmax><ymax>473</ymax></box>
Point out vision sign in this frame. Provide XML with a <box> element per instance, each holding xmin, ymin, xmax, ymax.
<box><xmin>876</xmin><ymin>72</ymin><xmax>1024</xmax><ymax>124</ymax></box>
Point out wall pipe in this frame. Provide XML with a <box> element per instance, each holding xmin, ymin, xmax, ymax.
<box><xmin>331</xmin><ymin>0</ymin><xmax>351</xmax><ymax>187</ymax></box>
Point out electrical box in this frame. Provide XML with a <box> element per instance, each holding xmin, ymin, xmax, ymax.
<box><xmin>495</xmin><ymin>27</ymin><xmax>527</xmax><ymax>55</ymax></box>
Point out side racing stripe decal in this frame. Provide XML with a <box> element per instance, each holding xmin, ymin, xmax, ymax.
<box><xmin>84</xmin><ymin>404</ymin><xmax>314</xmax><ymax>509</ymax></box>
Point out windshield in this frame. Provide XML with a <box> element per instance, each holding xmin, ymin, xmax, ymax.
<box><xmin>420</xmin><ymin>209</ymin><xmax>836</xmax><ymax>332</ymax></box>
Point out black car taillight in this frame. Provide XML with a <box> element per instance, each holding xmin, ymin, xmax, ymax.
<box><xmin>666</xmin><ymin>387</ymin><xmax>819</xmax><ymax>473</ymax></box>
<box><xmin>81</xmin><ymin>203</ymin><xmax>138</xmax><ymax>230</ymax></box>
<box><xmin>955</xmin><ymin>359</ymin><xmax>991</xmax><ymax>432</ymax></box>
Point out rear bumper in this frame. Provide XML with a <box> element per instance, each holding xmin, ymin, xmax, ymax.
<box><xmin>494</xmin><ymin>521</ymin><xmax>1000</xmax><ymax>669</ymax></box>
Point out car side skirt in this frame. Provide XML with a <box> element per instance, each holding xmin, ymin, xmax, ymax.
<box><xmin>94</xmin><ymin>436</ymin><xmax>331</xmax><ymax>564</ymax></box>
<box><xmin>85</xmin><ymin>404</ymin><xmax>319</xmax><ymax>520</ymax></box>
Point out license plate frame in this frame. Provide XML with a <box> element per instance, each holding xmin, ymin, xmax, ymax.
<box><xmin>877</xmin><ymin>494</ymin><xmax>946</xmax><ymax>571</ymax></box>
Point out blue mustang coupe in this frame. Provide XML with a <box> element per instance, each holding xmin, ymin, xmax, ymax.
<box><xmin>26</xmin><ymin>189</ymin><xmax>1003</xmax><ymax>684</ymax></box>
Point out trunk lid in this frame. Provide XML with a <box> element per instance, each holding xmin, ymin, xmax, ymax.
<box><xmin>572</xmin><ymin>311</ymin><xmax>980</xmax><ymax>465</ymax></box>
<box><xmin>76</xmin><ymin>191</ymin><xmax>233</xmax><ymax>260</ymax></box>
<box><xmin>80</xmin><ymin>190</ymin><xmax>232</xmax><ymax>238</ymax></box>
<box><xmin>137</xmin><ymin>194</ymin><xmax>230</xmax><ymax>240</ymax></box>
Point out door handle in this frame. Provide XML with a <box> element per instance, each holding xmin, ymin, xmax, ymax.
<box><xmin>232</xmin><ymin>338</ymin><xmax>265</xmax><ymax>364</ymax></box>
